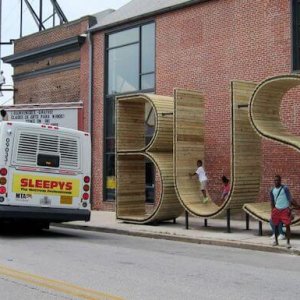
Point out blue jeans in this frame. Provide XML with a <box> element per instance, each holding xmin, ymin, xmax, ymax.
<box><xmin>269</xmin><ymin>219</ymin><xmax>284</xmax><ymax>235</ymax></box>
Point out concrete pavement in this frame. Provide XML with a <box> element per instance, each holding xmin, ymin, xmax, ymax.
<box><xmin>1</xmin><ymin>227</ymin><xmax>300</xmax><ymax>300</ymax></box>
<box><xmin>54</xmin><ymin>211</ymin><xmax>300</xmax><ymax>255</ymax></box>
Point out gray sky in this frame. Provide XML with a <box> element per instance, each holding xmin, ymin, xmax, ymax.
<box><xmin>0</xmin><ymin>0</ymin><xmax>131</xmax><ymax>105</ymax></box>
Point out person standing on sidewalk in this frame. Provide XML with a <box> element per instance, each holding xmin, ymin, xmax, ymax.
<box><xmin>0</xmin><ymin>109</ymin><xmax>8</xmax><ymax>121</ymax></box>
<box><xmin>189</xmin><ymin>160</ymin><xmax>208</xmax><ymax>204</ymax></box>
<box><xmin>0</xmin><ymin>71</ymin><xmax>5</xmax><ymax>97</ymax></box>
<box><xmin>269</xmin><ymin>219</ymin><xmax>285</xmax><ymax>240</ymax></box>
<box><xmin>270</xmin><ymin>175</ymin><xmax>292</xmax><ymax>248</ymax></box>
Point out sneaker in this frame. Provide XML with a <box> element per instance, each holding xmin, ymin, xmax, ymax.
<box><xmin>203</xmin><ymin>197</ymin><xmax>208</xmax><ymax>204</ymax></box>
<box><xmin>278</xmin><ymin>234</ymin><xmax>286</xmax><ymax>240</ymax></box>
<box><xmin>286</xmin><ymin>243</ymin><xmax>292</xmax><ymax>249</ymax></box>
<box><xmin>270</xmin><ymin>234</ymin><xmax>275</xmax><ymax>239</ymax></box>
<box><xmin>272</xmin><ymin>241</ymin><xmax>278</xmax><ymax>246</ymax></box>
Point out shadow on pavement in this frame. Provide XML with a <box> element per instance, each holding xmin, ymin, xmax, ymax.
<box><xmin>0</xmin><ymin>222</ymin><xmax>80</xmax><ymax>239</ymax></box>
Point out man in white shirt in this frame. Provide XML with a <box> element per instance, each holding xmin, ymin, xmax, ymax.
<box><xmin>189</xmin><ymin>160</ymin><xmax>208</xmax><ymax>203</ymax></box>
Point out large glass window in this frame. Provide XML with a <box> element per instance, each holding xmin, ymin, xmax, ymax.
<box><xmin>108</xmin><ymin>27</ymin><xmax>139</xmax><ymax>48</ymax></box>
<box><xmin>108</xmin><ymin>44</ymin><xmax>139</xmax><ymax>94</ymax></box>
<box><xmin>141</xmin><ymin>24</ymin><xmax>155</xmax><ymax>74</ymax></box>
<box><xmin>104</xmin><ymin>22</ymin><xmax>155</xmax><ymax>201</ymax></box>
<box><xmin>293</xmin><ymin>0</ymin><xmax>300</xmax><ymax>70</ymax></box>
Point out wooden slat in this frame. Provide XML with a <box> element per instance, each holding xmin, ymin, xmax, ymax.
<box><xmin>116</xmin><ymin>94</ymin><xmax>183</xmax><ymax>224</ymax></box>
<box><xmin>243</xmin><ymin>202</ymin><xmax>300</xmax><ymax>225</ymax></box>
<box><xmin>174</xmin><ymin>84</ymin><xmax>262</xmax><ymax>218</ymax></box>
<box><xmin>242</xmin><ymin>75</ymin><xmax>300</xmax><ymax>223</ymax></box>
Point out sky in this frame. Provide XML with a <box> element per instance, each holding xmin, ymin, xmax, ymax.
<box><xmin>0</xmin><ymin>0</ymin><xmax>131</xmax><ymax>105</ymax></box>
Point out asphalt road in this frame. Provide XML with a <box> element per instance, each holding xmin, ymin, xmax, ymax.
<box><xmin>0</xmin><ymin>225</ymin><xmax>299</xmax><ymax>300</ymax></box>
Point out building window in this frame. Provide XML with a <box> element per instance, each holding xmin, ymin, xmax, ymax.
<box><xmin>108</xmin><ymin>43</ymin><xmax>140</xmax><ymax>94</ymax></box>
<box><xmin>293</xmin><ymin>0</ymin><xmax>300</xmax><ymax>70</ymax></box>
<box><xmin>104</xmin><ymin>22</ymin><xmax>155</xmax><ymax>201</ymax></box>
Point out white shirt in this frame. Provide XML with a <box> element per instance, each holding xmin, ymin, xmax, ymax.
<box><xmin>196</xmin><ymin>166</ymin><xmax>207</xmax><ymax>182</ymax></box>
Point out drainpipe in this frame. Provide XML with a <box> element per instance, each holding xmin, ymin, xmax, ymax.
<box><xmin>87</xmin><ymin>29</ymin><xmax>94</xmax><ymax>208</ymax></box>
<box><xmin>87</xmin><ymin>30</ymin><xmax>93</xmax><ymax>134</ymax></box>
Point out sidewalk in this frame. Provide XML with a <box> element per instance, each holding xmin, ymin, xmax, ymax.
<box><xmin>54</xmin><ymin>211</ymin><xmax>300</xmax><ymax>256</ymax></box>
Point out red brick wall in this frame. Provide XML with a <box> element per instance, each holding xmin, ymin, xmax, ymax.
<box><xmin>81</xmin><ymin>31</ymin><xmax>114</xmax><ymax>210</ymax></box>
<box><xmin>15</xmin><ymin>52</ymin><xmax>80</xmax><ymax>75</ymax></box>
<box><xmin>14</xmin><ymin>69</ymin><xmax>81</xmax><ymax>104</ymax></box>
<box><xmin>91</xmin><ymin>0</ymin><xmax>300</xmax><ymax>210</ymax></box>
<box><xmin>13</xmin><ymin>17</ymin><xmax>93</xmax><ymax>104</ymax></box>
<box><xmin>80</xmin><ymin>36</ymin><xmax>90</xmax><ymax>132</ymax></box>
<box><xmin>90</xmin><ymin>32</ymin><xmax>113</xmax><ymax>211</ymax></box>
<box><xmin>156</xmin><ymin>0</ymin><xmax>295</xmax><ymax>203</ymax></box>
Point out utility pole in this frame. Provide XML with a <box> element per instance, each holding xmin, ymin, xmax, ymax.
<box><xmin>39</xmin><ymin>0</ymin><xmax>43</xmax><ymax>32</ymax></box>
<box><xmin>20</xmin><ymin>0</ymin><xmax>23</xmax><ymax>38</ymax></box>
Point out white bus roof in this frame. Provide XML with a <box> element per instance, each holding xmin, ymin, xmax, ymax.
<box><xmin>0</xmin><ymin>121</ymin><xmax>89</xmax><ymax>137</ymax></box>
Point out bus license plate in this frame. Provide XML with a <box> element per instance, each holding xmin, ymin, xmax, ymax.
<box><xmin>60</xmin><ymin>196</ymin><xmax>73</xmax><ymax>205</ymax></box>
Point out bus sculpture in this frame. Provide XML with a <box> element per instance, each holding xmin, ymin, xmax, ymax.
<box><xmin>115</xmin><ymin>74</ymin><xmax>300</xmax><ymax>226</ymax></box>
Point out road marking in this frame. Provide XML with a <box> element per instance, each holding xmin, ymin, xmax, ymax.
<box><xmin>0</xmin><ymin>264</ymin><xmax>124</xmax><ymax>300</ymax></box>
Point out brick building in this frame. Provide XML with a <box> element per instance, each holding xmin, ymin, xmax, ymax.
<box><xmin>4</xmin><ymin>0</ymin><xmax>300</xmax><ymax>211</ymax></box>
<box><xmin>3</xmin><ymin>15</ymin><xmax>96</xmax><ymax>106</ymax></box>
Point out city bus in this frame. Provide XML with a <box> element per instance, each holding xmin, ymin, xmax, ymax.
<box><xmin>0</xmin><ymin>121</ymin><xmax>91</xmax><ymax>227</ymax></box>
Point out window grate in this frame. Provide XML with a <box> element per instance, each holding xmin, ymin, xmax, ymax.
<box><xmin>16</xmin><ymin>132</ymin><xmax>79</xmax><ymax>169</ymax></box>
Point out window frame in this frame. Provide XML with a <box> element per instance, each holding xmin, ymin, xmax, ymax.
<box><xmin>103</xmin><ymin>21</ymin><xmax>156</xmax><ymax>202</ymax></box>
<box><xmin>292</xmin><ymin>0</ymin><xmax>300</xmax><ymax>71</ymax></box>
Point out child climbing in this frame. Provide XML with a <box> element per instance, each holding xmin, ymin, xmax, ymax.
<box><xmin>220</xmin><ymin>175</ymin><xmax>231</xmax><ymax>204</ymax></box>
<box><xmin>189</xmin><ymin>160</ymin><xmax>208</xmax><ymax>203</ymax></box>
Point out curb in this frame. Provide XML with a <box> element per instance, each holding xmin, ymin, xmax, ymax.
<box><xmin>52</xmin><ymin>223</ymin><xmax>300</xmax><ymax>256</ymax></box>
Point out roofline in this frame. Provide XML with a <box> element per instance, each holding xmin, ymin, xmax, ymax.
<box><xmin>2</xmin><ymin>101</ymin><xmax>83</xmax><ymax>110</ymax></box>
<box><xmin>2</xmin><ymin>36</ymin><xmax>85</xmax><ymax>66</ymax></box>
<box><xmin>14</xmin><ymin>15</ymin><xmax>95</xmax><ymax>44</ymax></box>
<box><xmin>89</xmin><ymin>0</ymin><xmax>210</xmax><ymax>33</ymax></box>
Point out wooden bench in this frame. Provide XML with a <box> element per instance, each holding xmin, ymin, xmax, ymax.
<box><xmin>243</xmin><ymin>202</ymin><xmax>300</xmax><ymax>235</ymax></box>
